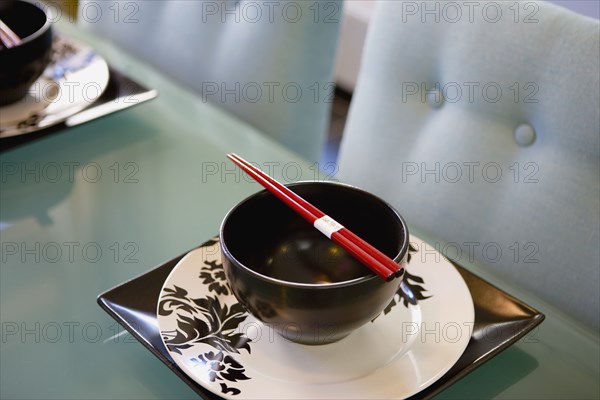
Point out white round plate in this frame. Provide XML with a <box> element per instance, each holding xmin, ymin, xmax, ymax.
<box><xmin>0</xmin><ymin>35</ymin><xmax>110</xmax><ymax>138</ymax></box>
<box><xmin>157</xmin><ymin>236</ymin><xmax>474</xmax><ymax>399</ymax></box>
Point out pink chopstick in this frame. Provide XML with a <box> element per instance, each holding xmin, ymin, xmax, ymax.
<box><xmin>227</xmin><ymin>153</ymin><xmax>404</xmax><ymax>281</ymax></box>
<box><xmin>0</xmin><ymin>19</ymin><xmax>21</xmax><ymax>49</ymax></box>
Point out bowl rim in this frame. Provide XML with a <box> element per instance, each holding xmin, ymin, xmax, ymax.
<box><xmin>0</xmin><ymin>0</ymin><xmax>52</xmax><ymax>50</ymax></box>
<box><xmin>220</xmin><ymin>180</ymin><xmax>410</xmax><ymax>289</ymax></box>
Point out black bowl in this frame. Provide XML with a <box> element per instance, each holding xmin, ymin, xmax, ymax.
<box><xmin>0</xmin><ymin>0</ymin><xmax>53</xmax><ymax>105</ymax></box>
<box><xmin>220</xmin><ymin>181</ymin><xmax>409</xmax><ymax>345</ymax></box>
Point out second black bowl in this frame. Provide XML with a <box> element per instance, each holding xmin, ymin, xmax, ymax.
<box><xmin>0</xmin><ymin>0</ymin><xmax>53</xmax><ymax>105</ymax></box>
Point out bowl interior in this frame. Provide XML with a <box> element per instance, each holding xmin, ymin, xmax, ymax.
<box><xmin>222</xmin><ymin>183</ymin><xmax>405</xmax><ymax>284</ymax></box>
<box><xmin>0</xmin><ymin>1</ymin><xmax>48</xmax><ymax>41</ymax></box>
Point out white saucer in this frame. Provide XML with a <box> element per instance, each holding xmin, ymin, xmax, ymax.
<box><xmin>0</xmin><ymin>34</ymin><xmax>109</xmax><ymax>138</ymax></box>
<box><xmin>157</xmin><ymin>236</ymin><xmax>474</xmax><ymax>399</ymax></box>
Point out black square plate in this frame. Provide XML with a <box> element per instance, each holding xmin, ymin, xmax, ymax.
<box><xmin>98</xmin><ymin>238</ymin><xmax>544</xmax><ymax>399</ymax></box>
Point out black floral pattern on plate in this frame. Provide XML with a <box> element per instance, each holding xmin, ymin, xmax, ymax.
<box><xmin>159</xmin><ymin>287</ymin><xmax>250</xmax><ymax>355</ymax></box>
<box><xmin>159</xmin><ymin>241</ymin><xmax>252</xmax><ymax>396</ymax></box>
<box><xmin>49</xmin><ymin>36</ymin><xmax>79</xmax><ymax>66</ymax></box>
<box><xmin>48</xmin><ymin>36</ymin><xmax>93</xmax><ymax>81</ymax></box>
<box><xmin>375</xmin><ymin>243</ymin><xmax>432</xmax><ymax>320</ymax></box>
<box><xmin>199</xmin><ymin>260</ymin><xmax>230</xmax><ymax>296</ymax></box>
<box><xmin>16</xmin><ymin>113</ymin><xmax>43</xmax><ymax>130</ymax></box>
<box><xmin>190</xmin><ymin>351</ymin><xmax>250</xmax><ymax>396</ymax></box>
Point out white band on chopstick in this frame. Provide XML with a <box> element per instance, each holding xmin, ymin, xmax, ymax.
<box><xmin>313</xmin><ymin>215</ymin><xmax>344</xmax><ymax>239</ymax></box>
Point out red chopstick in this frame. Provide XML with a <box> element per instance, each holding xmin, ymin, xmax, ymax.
<box><xmin>227</xmin><ymin>153</ymin><xmax>404</xmax><ymax>281</ymax></box>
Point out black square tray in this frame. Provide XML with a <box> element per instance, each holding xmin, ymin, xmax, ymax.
<box><xmin>98</xmin><ymin>238</ymin><xmax>544</xmax><ymax>399</ymax></box>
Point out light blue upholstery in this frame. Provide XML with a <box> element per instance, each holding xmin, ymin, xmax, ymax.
<box><xmin>338</xmin><ymin>1</ymin><xmax>600</xmax><ymax>329</ymax></box>
<box><xmin>78</xmin><ymin>0</ymin><xmax>342</xmax><ymax>162</ymax></box>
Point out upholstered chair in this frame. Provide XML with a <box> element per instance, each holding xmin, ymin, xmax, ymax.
<box><xmin>338</xmin><ymin>0</ymin><xmax>599</xmax><ymax>329</ymax></box>
<box><xmin>78</xmin><ymin>0</ymin><xmax>343</xmax><ymax>162</ymax></box>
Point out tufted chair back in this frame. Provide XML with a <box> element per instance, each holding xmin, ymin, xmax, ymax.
<box><xmin>78</xmin><ymin>0</ymin><xmax>342</xmax><ymax>162</ymax></box>
<box><xmin>338</xmin><ymin>0</ymin><xmax>599</xmax><ymax>329</ymax></box>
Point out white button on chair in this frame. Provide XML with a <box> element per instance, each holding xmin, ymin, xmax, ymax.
<box><xmin>514</xmin><ymin>123</ymin><xmax>536</xmax><ymax>146</ymax></box>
